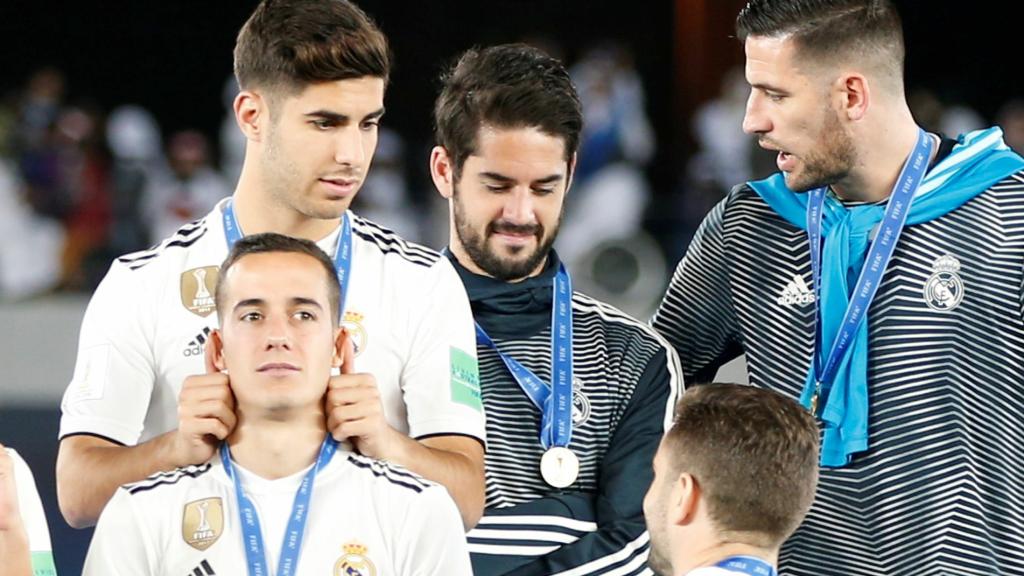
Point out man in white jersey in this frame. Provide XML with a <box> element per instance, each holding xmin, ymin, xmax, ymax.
<box><xmin>83</xmin><ymin>233</ymin><xmax>472</xmax><ymax>575</ymax></box>
<box><xmin>0</xmin><ymin>443</ymin><xmax>55</xmax><ymax>576</ymax></box>
<box><xmin>644</xmin><ymin>384</ymin><xmax>819</xmax><ymax>576</ymax></box>
<box><xmin>58</xmin><ymin>0</ymin><xmax>484</xmax><ymax>529</ymax></box>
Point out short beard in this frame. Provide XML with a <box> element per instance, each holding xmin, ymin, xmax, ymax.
<box><xmin>785</xmin><ymin>107</ymin><xmax>857</xmax><ymax>193</ymax></box>
<box><xmin>452</xmin><ymin>182</ymin><xmax>560</xmax><ymax>281</ymax></box>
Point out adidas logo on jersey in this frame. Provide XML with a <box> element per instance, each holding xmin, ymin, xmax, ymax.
<box><xmin>777</xmin><ymin>275</ymin><xmax>815</xmax><ymax>306</ymax></box>
<box><xmin>182</xmin><ymin>327</ymin><xmax>213</xmax><ymax>357</ymax></box>
<box><xmin>187</xmin><ymin>559</ymin><xmax>216</xmax><ymax>575</ymax></box>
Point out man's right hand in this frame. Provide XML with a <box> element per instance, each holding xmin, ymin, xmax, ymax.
<box><xmin>171</xmin><ymin>343</ymin><xmax>236</xmax><ymax>467</ymax></box>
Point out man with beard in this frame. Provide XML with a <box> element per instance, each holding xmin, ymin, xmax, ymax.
<box><xmin>57</xmin><ymin>0</ymin><xmax>484</xmax><ymax>530</ymax></box>
<box><xmin>651</xmin><ymin>1</ymin><xmax>1024</xmax><ymax>574</ymax></box>
<box><xmin>431</xmin><ymin>44</ymin><xmax>681</xmax><ymax>575</ymax></box>
<box><xmin>643</xmin><ymin>384</ymin><xmax>819</xmax><ymax>576</ymax></box>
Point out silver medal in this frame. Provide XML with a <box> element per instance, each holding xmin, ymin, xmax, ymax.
<box><xmin>540</xmin><ymin>447</ymin><xmax>579</xmax><ymax>488</ymax></box>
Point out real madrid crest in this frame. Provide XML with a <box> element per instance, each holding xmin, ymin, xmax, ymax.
<box><xmin>181</xmin><ymin>266</ymin><xmax>219</xmax><ymax>317</ymax></box>
<box><xmin>335</xmin><ymin>542</ymin><xmax>377</xmax><ymax>576</ymax></box>
<box><xmin>571</xmin><ymin>377</ymin><xmax>591</xmax><ymax>425</ymax></box>
<box><xmin>923</xmin><ymin>254</ymin><xmax>964</xmax><ymax>311</ymax></box>
<box><xmin>182</xmin><ymin>497</ymin><xmax>223</xmax><ymax>551</ymax></box>
<box><xmin>342</xmin><ymin>311</ymin><xmax>368</xmax><ymax>357</ymax></box>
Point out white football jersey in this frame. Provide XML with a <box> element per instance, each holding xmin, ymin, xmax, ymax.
<box><xmin>6</xmin><ymin>448</ymin><xmax>55</xmax><ymax>574</ymax></box>
<box><xmin>83</xmin><ymin>450</ymin><xmax>472</xmax><ymax>575</ymax></box>
<box><xmin>60</xmin><ymin>199</ymin><xmax>484</xmax><ymax>446</ymax></box>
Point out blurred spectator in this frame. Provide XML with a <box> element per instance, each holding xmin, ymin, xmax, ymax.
<box><xmin>909</xmin><ymin>87</ymin><xmax>985</xmax><ymax>139</ymax></box>
<box><xmin>219</xmin><ymin>74</ymin><xmax>246</xmax><ymax>185</ymax></box>
<box><xmin>692</xmin><ymin>67</ymin><xmax>754</xmax><ymax>191</ymax></box>
<box><xmin>143</xmin><ymin>130</ymin><xmax>230</xmax><ymax>242</ymax></box>
<box><xmin>106</xmin><ymin>105</ymin><xmax>163</xmax><ymax>256</ymax></box>
<box><xmin>351</xmin><ymin>127</ymin><xmax>421</xmax><ymax>241</ymax></box>
<box><xmin>997</xmin><ymin>99</ymin><xmax>1024</xmax><ymax>155</ymax></box>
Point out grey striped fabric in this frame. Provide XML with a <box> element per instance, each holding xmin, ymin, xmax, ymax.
<box><xmin>652</xmin><ymin>173</ymin><xmax>1024</xmax><ymax>576</ymax></box>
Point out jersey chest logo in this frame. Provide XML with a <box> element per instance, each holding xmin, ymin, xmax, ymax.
<box><xmin>572</xmin><ymin>377</ymin><xmax>591</xmax><ymax>425</ymax></box>
<box><xmin>923</xmin><ymin>254</ymin><xmax>965</xmax><ymax>312</ymax></box>
<box><xmin>342</xmin><ymin>311</ymin><xmax>368</xmax><ymax>357</ymax></box>
<box><xmin>181</xmin><ymin>266</ymin><xmax>219</xmax><ymax>317</ymax></box>
<box><xmin>182</xmin><ymin>497</ymin><xmax>223</xmax><ymax>551</ymax></box>
<box><xmin>335</xmin><ymin>542</ymin><xmax>377</xmax><ymax>576</ymax></box>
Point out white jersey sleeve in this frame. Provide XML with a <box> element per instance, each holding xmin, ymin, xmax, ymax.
<box><xmin>401</xmin><ymin>258</ymin><xmax>484</xmax><ymax>442</ymax></box>
<box><xmin>395</xmin><ymin>484</ymin><xmax>473</xmax><ymax>576</ymax></box>
<box><xmin>60</xmin><ymin>261</ymin><xmax>157</xmax><ymax>446</ymax></box>
<box><xmin>8</xmin><ymin>449</ymin><xmax>55</xmax><ymax>572</ymax></box>
<box><xmin>82</xmin><ymin>487</ymin><xmax>158</xmax><ymax>575</ymax></box>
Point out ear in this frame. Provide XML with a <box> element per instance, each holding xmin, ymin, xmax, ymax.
<box><xmin>836</xmin><ymin>73</ymin><xmax>870</xmax><ymax>122</ymax></box>
<box><xmin>668</xmin><ymin>472</ymin><xmax>702</xmax><ymax>527</ymax></box>
<box><xmin>565</xmin><ymin>152</ymin><xmax>578</xmax><ymax>195</ymax></box>
<box><xmin>430</xmin><ymin>146</ymin><xmax>456</xmax><ymax>200</ymax></box>
<box><xmin>234</xmin><ymin>90</ymin><xmax>268</xmax><ymax>142</ymax></box>
<box><xmin>208</xmin><ymin>329</ymin><xmax>227</xmax><ymax>373</ymax></box>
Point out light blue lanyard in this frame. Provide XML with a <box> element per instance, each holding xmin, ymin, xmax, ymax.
<box><xmin>219</xmin><ymin>437</ymin><xmax>337</xmax><ymax>576</ymax></box>
<box><xmin>715</xmin><ymin>555</ymin><xmax>777</xmax><ymax>576</ymax></box>
<box><xmin>222</xmin><ymin>199</ymin><xmax>353</xmax><ymax>318</ymax></box>
<box><xmin>474</xmin><ymin>263</ymin><xmax>574</xmax><ymax>450</ymax></box>
<box><xmin>806</xmin><ymin>128</ymin><xmax>932</xmax><ymax>408</ymax></box>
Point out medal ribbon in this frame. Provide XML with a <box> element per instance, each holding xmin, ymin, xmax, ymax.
<box><xmin>219</xmin><ymin>437</ymin><xmax>338</xmax><ymax>576</ymax></box>
<box><xmin>474</xmin><ymin>263</ymin><xmax>574</xmax><ymax>450</ymax></box>
<box><xmin>715</xmin><ymin>555</ymin><xmax>777</xmax><ymax>576</ymax></box>
<box><xmin>806</xmin><ymin>128</ymin><xmax>932</xmax><ymax>410</ymax></box>
<box><xmin>222</xmin><ymin>199</ymin><xmax>353</xmax><ymax>318</ymax></box>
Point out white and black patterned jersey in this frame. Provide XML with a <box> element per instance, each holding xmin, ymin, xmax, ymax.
<box><xmin>452</xmin><ymin>253</ymin><xmax>681</xmax><ymax>576</ymax></box>
<box><xmin>60</xmin><ymin>199</ymin><xmax>484</xmax><ymax>447</ymax></box>
<box><xmin>652</xmin><ymin>147</ymin><xmax>1024</xmax><ymax>575</ymax></box>
<box><xmin>82</xmin><ymin>448</ymin><xmax>471</xmax><ymax>575</ymax></box>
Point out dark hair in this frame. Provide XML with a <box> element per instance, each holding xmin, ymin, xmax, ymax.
<box><xmin>215</xmin><ymin>233</ymin><xmax>341</xmax><ymax>325</ymax></box>
<box><xmin>234</xmin><ymin>0</ymin><xmax>390</xmax><ymax>96</ymax></box>
<box><xmin>664</xmin><ymin>383</ymin><xmax>819</xmax><ymax>547</ymax></box>
<box><xmin>736</xmin><ymin>0</ymin><xmax>905</xmax><ymax>84</ymax></box>
<box><xmin>433</xmin><ymin>43</ymin><xmax>583</xmax><ymax>180</ymax></box>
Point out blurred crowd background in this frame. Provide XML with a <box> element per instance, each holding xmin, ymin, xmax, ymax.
<box><xmin>0</xmin><ymin>1</ymin><xmax>1022</xmax><ymax>572</ymax></box>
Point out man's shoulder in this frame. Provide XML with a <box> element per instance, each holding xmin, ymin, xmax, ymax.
<box><xmin>120</xmin><ymin>462</ymin><xmax>218</xmax><ymax>500</ymax></box>
<box><xmin>350</xmin><ymin>213</ymin><xmax>443</xmax><ymax>271</ymax></box>
<box><xmin>109</xmin><ymin>214</ymin><xmax>222</xmax><ymax>285</ymax></box>
<box><xmin>570</xmin><ymin>290</ymin><xmax>674</xmax><ymax>359</ymax></box>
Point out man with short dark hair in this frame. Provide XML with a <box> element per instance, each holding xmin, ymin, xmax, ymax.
<box><xmin>652</xmin><ymin>0</ymin><xmax>1024</xmax><ymax>574</ymax></box>
<box><xmin>59</xmin><ymin>0</ymin><xmax>484</xmax><ymax>529</ymax></box>
<box><xmin>432</xmin><ymin>44</ymin><xmax>681</xmax><ymax>575</ymax></box>
<box><xmin>83</xmin><ymin>233</ymin><xmax>472</xmax><ymax>575</ymax></box>
<box><xmin>644</xmin><ymin>384</ymin><xmax>819</xmax><ymax>576</ymax></box>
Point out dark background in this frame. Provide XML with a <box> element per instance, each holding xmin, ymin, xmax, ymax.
<box><xmin>0</xmin><ymin>1</ymin><xmax>1021</xmax><ymax>573</ymax></box>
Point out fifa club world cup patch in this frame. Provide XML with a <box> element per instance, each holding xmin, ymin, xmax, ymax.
<box><xmin>181</xmin><ymin>266</ymin><xmax>219</xmax><ymax>317</ymax></box>
<box><xmin>335</xmin><ymin>542</ymin><xmax>377</xmax><ymax>576</ymax></box>
<box><xmin>923</xmin><ymin>254</ymin><xmax>965</xmax><ymax>311</ymax></box>
<box><xmin>450</xmin><ymin>347</ymin><xmax>483</xmax><ymax>412</ymax></box>
<box><xmin>182</xmin><ymin>497</ymin><xmax>223</xmax><ymax>551</ymax></box>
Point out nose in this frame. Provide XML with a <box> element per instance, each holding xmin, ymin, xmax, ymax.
<box><xmin>502</xmin><ymin>188</ymin><xmax>536</xmax><ymax>225</ymax></box>
<box><xmin>742</xmin><ymin>91</ymin><xmax>770</xmax><ymax>135</ymax></box>
<box><xmin>264</xmin><ymin>316</ymin><xmax>292</xmax><ymax>351</ymax></box>
<box><xmin>333</xmin><ymin>126</ymin><xmax>367</xmax><ymax>167</ymax></box>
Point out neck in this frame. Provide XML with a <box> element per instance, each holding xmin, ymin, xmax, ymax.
<box><xmin>677</xmin><ymin>541</ymin><xmax>777</xmax><ymax>576</ymax></box>
<box><xmin>225</xmin><ymin>404</ymin><xmax>328</xmax><ymax>480</ymax></box>
<box><xmin>831</xmin><ymin>108</ymin><xmax>930</xmax><ymax>204</ymax></box>
<box><xmin>233</xmin><ymin>159</ymin><xmax>341</xmax><ymax>242</ymax></box>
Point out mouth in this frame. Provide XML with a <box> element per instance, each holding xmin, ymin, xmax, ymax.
<box><xmin>488</xmin><ymin>224</ymin><xmax>541</xmax><ymax>249</ymax></box>
<box><xmin>257</xmin><ymin>362</ymin><xmax>301</xmax><ymax>376</ymax></box>
<box><xmin>318</xmin><ymin>177</ymin><xmax>360</xmax><ymax>199</ymax></box>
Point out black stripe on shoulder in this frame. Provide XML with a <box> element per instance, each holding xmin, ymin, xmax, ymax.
<box><xmin>346</xmin><ymin>454</ymin><xmax>433</xmax><ymax>493</ymax></box>
<box><xmin>120</xmin><ymin>228</ymin><xmax>210</xmax><ymax>271</ymax></box>
<box><xmin>58</xmin><ymin>432</ymin><xmax>127</xmax><ymax>446</ymax></box>
<box><xmin>350</xmin><ymin>215</ymin><xmax>440</xmax><ymax>268</ymax></box>
<box><xmin>126</xmin><ymin>463</ymin><xmax>213</xmax><ymax>495</ymax></box>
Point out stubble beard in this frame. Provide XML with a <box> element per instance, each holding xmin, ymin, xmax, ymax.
<box><xmin>784</xmin><ymin>108</ymin><xmax>857</xmax><ymax>193</ymax></box>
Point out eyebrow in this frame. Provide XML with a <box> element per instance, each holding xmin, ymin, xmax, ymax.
<box><xmin>233</xmin><ymin>297</ymin><xmax>325</xmax><ymax>312</ymax></box>
<box><xmin>303</xmin><ymin>107</ymin><xmax>386</xmax><ymax>124</ymax></box>
<box><xmin>478</xmin><ymin>171</ymin><xmax>565</xmax><ymax>186</ymax></box>
<box><xmin>749</xmin><ymin>82</ymin><xmax>789</xmax><ymax>95</ymax></box>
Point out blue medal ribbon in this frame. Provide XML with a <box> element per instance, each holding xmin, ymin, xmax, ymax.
<box><xmin>715</xmin><ymin>555</ymin><xmax>777</xmax><ymax>576</ymax></box>
<box><xmin>219</xmin><ymin>437</ymin><xmax>338</xmax><ymax>576</ymax></box>
<box><xmin>222</xmin><ymin>199</ymin><xmax>353</xmax><ymax>317</ymax></box>
<box><xmin>475</xmin><ymin>263</ymin><xmax>574</xmax><ymax>450</ymax></box>
<box><xmin>806</xmin><ymin>128</ymin><xmax>933</xmax><ymax>412</ymax></box>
